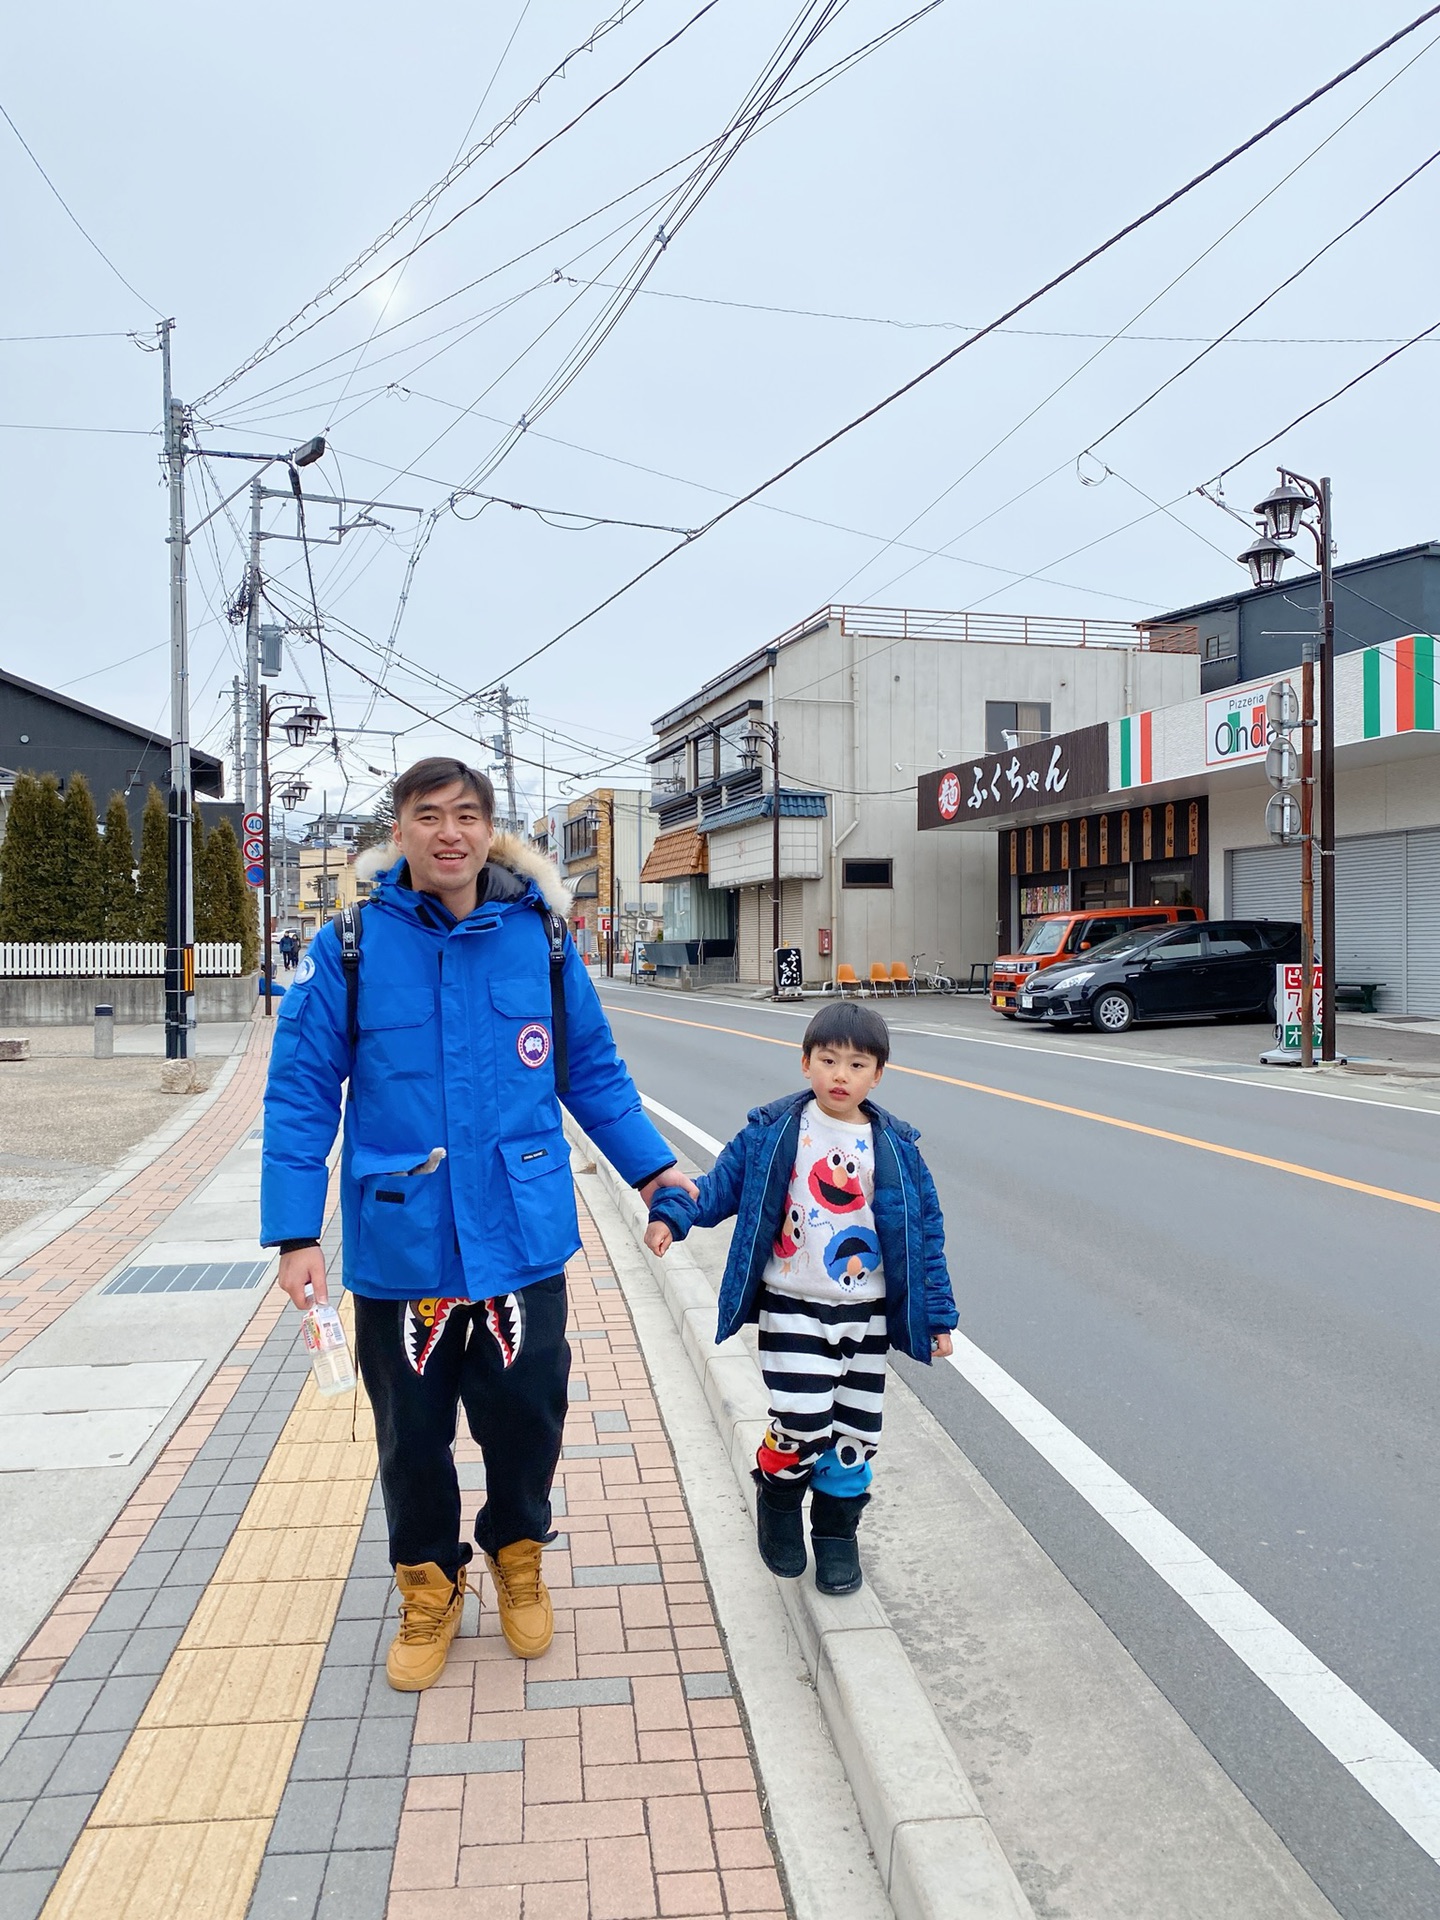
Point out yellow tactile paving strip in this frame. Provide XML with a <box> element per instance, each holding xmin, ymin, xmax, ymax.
<box><xmin>40</xmin><ymin>1299</ymin><xmax>377</xmax><ymax>1920</ymax></box>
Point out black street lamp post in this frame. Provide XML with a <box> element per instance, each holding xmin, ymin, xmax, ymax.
<box><xmin>260</xmin><ymin>691</ymin><xmax>326</xmax><ymax>1016</ymax></box>
<box><xmin>1241</xmin><ymin>470</ymin><xmax>1337</xmax><ymax>1061</ymax></box>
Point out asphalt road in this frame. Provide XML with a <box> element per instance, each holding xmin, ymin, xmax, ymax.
<box><xmin>596</xmin><ymin>979</ymin><xmax>1440</xmax><ymax>1920</ymax></box>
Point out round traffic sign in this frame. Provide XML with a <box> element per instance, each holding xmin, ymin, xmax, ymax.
<box><xmin>245</xmin><ymin>863</ymin><xmax>265</xmax><ymax>887</ymax></box>
<box><xmin>243</xmin><ymin>836</ymin><xmax>266</xmax><ymax>862</ymax></box>
<box><xmin>242</xmin><ymin>811</ymin><xmax>264</xmax><ymax>837</ymax></box>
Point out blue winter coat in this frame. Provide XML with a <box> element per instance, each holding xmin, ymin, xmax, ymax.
<box><xmin>647</xmin><ymin>1090</ymin><xmax>957</xmax><ymax>1363</ymax></box>
<box><xmin>260</xmin><ymin>848</ymin><xmax>674</xmax><ymax>1300</ymax></box>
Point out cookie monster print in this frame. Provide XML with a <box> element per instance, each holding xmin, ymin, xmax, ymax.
<box><xmin>823</xmin><ymin>1226</ymin><xmax>882</xmax><ymax>1294</ymax></box>
<box><xmin>808</xmin><ymin>1148</ymin><xmax>866</xmax><ymax>1213</ymax></box>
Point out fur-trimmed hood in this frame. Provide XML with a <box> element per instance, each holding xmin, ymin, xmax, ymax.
<box><xmin>353</xmin><ymin>831</ymin><xmax>571</xmax><ymax>916</ymax></box>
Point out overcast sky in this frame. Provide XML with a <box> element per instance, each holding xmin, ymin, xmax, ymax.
<box><xmin>4</xmin><ymin>1</ymin><xmax>1437</xmax><ymax>826</ymax></box>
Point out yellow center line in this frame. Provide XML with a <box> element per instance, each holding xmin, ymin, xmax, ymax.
<box><xmin>611</xmin><ymin>1003</ymin><xmax>1440</xmax><ymax>1218</ymax></box>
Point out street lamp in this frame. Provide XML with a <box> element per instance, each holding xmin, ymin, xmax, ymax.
<box><xmin>260</xmin><ymin>690</ymin><xmax>328</xmax><ymax>1017</ymax></box>
<box><xmin>740</xmin><ymin>716</ymin><xmax>784</xmax><ymax>999</ymax></box>
<box><xmin>1238</xmin><ymin>468</ymin><xmax>1337</xmax><ymax>1060</ymax></box>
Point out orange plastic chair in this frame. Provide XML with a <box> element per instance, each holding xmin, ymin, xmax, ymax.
<box><xmin>868</xmin><ymin>962</ymin><xmax>895</xmax><ymax>996</ymax></box>
<box><xmin>889</xmin><ymin>961</ymin><xmax>915</xmax><ymax>995</ymax></box>
<box><xmin>835</xmin><ymin>963</ymin><xmax>859</xmax><ymax>996</ymax></box>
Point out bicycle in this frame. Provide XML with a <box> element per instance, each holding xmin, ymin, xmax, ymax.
<box><xmin>910</xmin><ymin>952</ymin><xmax>956</xmax><ymax>994</ymax></box>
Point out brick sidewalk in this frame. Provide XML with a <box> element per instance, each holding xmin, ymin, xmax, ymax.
<box><xmin>0</xmin><ymin>1183</ymin><xmax>789</xmax><ymax>1920</ymax></box>
<box><xmin>0</xmin><ymin>1020</ymin><xmax>273</xmax><ymax>1369</ymax></box>
<box><xmin>381</xmin><ymin>1192</ymin><xmax>785</xmax><ymax>1920</ymax></box>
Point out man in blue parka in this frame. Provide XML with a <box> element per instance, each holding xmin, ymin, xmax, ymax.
<box><xmin>261</xmin><ymin>758</ymin><xmax>690</xmax><ymax>1690</ymax></box>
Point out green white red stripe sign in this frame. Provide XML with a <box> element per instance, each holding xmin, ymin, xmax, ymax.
<box><xmin>1362</xmin><ymin>635</ymin><xmax>1437</xmax><ymax>739</ymax></box>
<box><xmin>1118</xmin><ymin>710</ymin><xmax>1152</xmax><ymax>787</ymax></box>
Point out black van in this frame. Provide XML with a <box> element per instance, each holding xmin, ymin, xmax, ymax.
<box><xmin>1015</xmin><ymin>920</ymin><xmax>1303</xmax><ymax>1033</ymax></box>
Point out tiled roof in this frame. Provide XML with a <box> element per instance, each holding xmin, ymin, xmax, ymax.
<box><xmin>640</xmin><ymin>826</ymin><xmax>708</xmax><ymax>882</ymax></box>
<box><xmin>697</xmin><ymin>790</ymin><xmax>828</xmax><ymax>834</ymax></box>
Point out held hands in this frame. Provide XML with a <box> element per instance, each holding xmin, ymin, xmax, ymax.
<box><xmin>643</xmin><ymin>1221</ymin><xmax>673</xmax><ymax>1258</ymax></box>
<box><xmin>277</xmin><ymin>1246</ymin><xmax>328</xmax><ymax>1310</ymax></box>
<box><xmin>639</xmin><ymin>1166</ymin><xmax>699</xmax><ymax>1207</ymax></box>
<box><xmin>930</xmin><ymin>1332</ymin><xmax>953</xmax><ymax>1358</ymax></box>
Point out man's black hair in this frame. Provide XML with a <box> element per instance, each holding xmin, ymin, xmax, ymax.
<box><xmin>801</xmin><ymin>1000</ymin><xmax>890</xmax><ymax>1066</ymax></box>
<box><xmin>392</xmin><ymin>756</ymin><xmax>495</xmax><ymax>822</ymax></box>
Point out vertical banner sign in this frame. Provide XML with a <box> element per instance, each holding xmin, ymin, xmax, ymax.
<box><xmin>1277</xmin><ymin>963</ymin><xmax>1323</xmax><ymax>1049</ymax></box>
<box><xmin>774</xmin><ymin>946</ymin><xmax>803</xmax><ymax>995</ymax></box>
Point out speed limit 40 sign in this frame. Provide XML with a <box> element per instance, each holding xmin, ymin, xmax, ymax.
<box><xmin>242</xmin><ymin>811</ymin><xmax>264</xmax><ymax>838</ymax></box>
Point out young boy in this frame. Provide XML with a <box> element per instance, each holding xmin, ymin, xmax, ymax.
<box><xmin>644</xmin><ymin>1002</ymin><xmax>956</xmax><ymax>1596</ymax></box>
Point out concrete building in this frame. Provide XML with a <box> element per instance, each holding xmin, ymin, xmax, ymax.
<box><xmin>549</xmin><ymin>788</ymin><xmax>661</xmax><ymax>965</ymax></box>
<box><xmin>921</xmin><ymin>634</ymin><xmax>1440</xmax><ymax>1011</ymax></box>
<box><xmin>643</xmin><ymin>605</ymin><xmax>1199</xmax><ymax>987</ymax></box>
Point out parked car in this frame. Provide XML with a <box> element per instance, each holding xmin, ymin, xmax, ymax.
<box><xmin>1014</xmin><ymin>919</ymin><xmax>1303</xmax><ymax>1032</ymax></box>
<box><xmin>989</xmin><ymin>905</ymin><xmax>1202</xmax><ymax>1016</ymax></box>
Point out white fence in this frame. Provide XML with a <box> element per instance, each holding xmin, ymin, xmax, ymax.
<box><xmin>0</xmin><ymin>942</ymin><xmax>244</xmax><ymax>978</ymax></box>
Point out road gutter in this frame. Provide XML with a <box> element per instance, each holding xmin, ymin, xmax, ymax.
<box><xmin>564</xmin><ymin>1113</ymin><xmax>1034</xmax><ymax>1920</ymax></box>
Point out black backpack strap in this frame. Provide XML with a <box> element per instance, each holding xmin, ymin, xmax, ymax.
<box><xmin>539</xmin><ymin>906</ymin><xmax>569</xmax><ymax>1095</ymax></box>
<box><xmin>336</xmin><ymin>903</ymin><xmax>364</xmax><ymax>1051</ymax></box>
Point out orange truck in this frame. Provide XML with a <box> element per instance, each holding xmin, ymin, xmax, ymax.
<box><xmin>989</xmin><ymin>905</ymin><xmax>1203</xmax><ymax>1016</ymax></box>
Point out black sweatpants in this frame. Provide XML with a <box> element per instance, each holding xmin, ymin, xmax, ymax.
<box><xmin>354</xmin><ymin>1273</ymin><xmax>570</xmax><ymax>1578</ymax></box>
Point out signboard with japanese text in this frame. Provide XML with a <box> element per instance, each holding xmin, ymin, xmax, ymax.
<box><xmin>1205</xmin><ymin>686</ymin><xmax>1270</xmax><ymax>767</ymax></box>
<box><xmin>917</xmin><ymin>723</ymin><xmax>1109</xmax><ymax>829</ymax></box>
<box><xmin>774</xmin><ymin>946</ymin><xmax>803</xmax><ymax>995</ymax></box>
<box><xmin>1277</xmin><ymin>963</ymin><xmax>1323</xmax><ymax>1049</ymax></box>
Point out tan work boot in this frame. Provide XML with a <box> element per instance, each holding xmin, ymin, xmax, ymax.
<box><xmin>484</xmin><ymin>1540</ymin><xmax>553</xmax><ymax>1658</ymax></box>
<box><xmin>385</xmin><ymin>1562</ymin><xmax>467</xmax><ymax>1691</ymax></box>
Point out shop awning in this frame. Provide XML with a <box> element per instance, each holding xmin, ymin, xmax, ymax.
<box><xmin>641</xmin><ymin>826</ymin><xmax>708</xmax><ymax>883</ymax></box>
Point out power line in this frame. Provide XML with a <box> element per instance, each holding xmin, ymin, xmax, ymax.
<box><xmin>195</xmin><ymin>0</ymin><xmax>722</xmax><ymax>408</ymax></box>
<box><xmin>834</xmin><ymin>21</ymin><xmax>1440</xmax><ymax>606</ymax></box>
<box><xmin>411</xmin><ymin>3</ymin><xmax>1440</xmax><ymax>715</ymax></box>
<box><xmin>1211</xmin><ymin>313</ymin><xmax>1440</xmax><ymax>480</ymax></box>
<box><xmin>200</xmin><ymin>2</ymin><xmax>957</xmax><ymax>434</ymax></box>
<box><xmin>0</xmin><ymin>329</ymin><xmax>142</xmax><ymax>343</ymax></box>
<box><xmin>553</xmin><ymin>275</ymin><xmax>1440</xmax><ymax>348</ymax></box>
<box><xmin>0</xmin><ymin>99</ymin><xmax>162</xmax><ymax>315</ymax></box>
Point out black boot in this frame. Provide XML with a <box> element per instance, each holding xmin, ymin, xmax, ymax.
<box><xmin>753</xmin><ymin>1471</ymin><xmax>808</xmax><ymax>1578</ymax></box>
<box><xmin>809</xmin><ymin>1489</ymin><xmax>870</xmax><ymax>1596</ymax></box>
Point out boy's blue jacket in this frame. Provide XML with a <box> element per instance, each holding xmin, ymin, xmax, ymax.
<box><xmin>260</xmin><ymin>840</ymin><xmax>674</xmax><ymax>1300</ymax></box>
<box><xmin>647</xmin><ymin>1090</ymin><xmax>957</xmax><ymax>1363</ymax></box>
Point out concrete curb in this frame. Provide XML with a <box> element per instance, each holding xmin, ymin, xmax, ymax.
<box><xmin>564</xmin><ymin>1114</ymin><xmax>1034</xmax><ymax>1920</ymax></box>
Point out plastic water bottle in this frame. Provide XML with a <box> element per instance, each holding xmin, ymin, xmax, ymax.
<box><xmin>301</xmin><ymin>1296</ymin><xmax>357</xmax><ymax>1396</ymax></box>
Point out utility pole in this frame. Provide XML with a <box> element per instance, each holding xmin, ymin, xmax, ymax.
<box><xmin>244</xmin><ymin>477</ymin><xmax>263</xmax><ymax>810</ymax></box>
<box><xmin>230</xmin><ymin>678</ymin><xmax>244</xmax><ymax>799</ymax></box>
<box><xmin>160</xmin><ymin>320</ymin><xmax>195</xmax><ymax>1060</ymax></box>
<box><xmin>479</xmin><ymin>684</ymin><xmax>528</xmax><ymax>833</ymax></box>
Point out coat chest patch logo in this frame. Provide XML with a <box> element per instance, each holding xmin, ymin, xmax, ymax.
<box><xmin>517</xmin><ymin>1022</ymin><xmax>551</xmax><ymax>1067</ymax></box>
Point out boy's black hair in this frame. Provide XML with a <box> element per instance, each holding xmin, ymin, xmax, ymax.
<box><xmin>801</xmin><ymin>1000</ymin><xmax>890</xmax><ymax>1066</ymax></box>
<box><xmin>392</xmin><ymin>756</ymin><xmax>495</xmax><ymax>822</ymax></box>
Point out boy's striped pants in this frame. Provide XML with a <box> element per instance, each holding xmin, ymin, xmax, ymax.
<box><xmin>755</xmin><ymin>1285</ymin><xmax>888</xmax><ymax>1492</ymax></box>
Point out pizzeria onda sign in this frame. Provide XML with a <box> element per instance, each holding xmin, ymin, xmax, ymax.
<box><xmin>917</xmin><ymin>723</ymin><xmax>1110</xmax><ymax>828</ymax></box>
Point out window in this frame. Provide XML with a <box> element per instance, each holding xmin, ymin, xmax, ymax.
<box><xmin>1151</xmin><ymin>929</ymin><xmax>1206</xmax><ymax>961</ymax></box>
<box><xmin>1202</xmin><ymin>631</ymin><xmax>1237</xmax><ymax>662</ymax></box>
<box><xmin>1205</xmin><ymin>924</ymin><xmax>1266</xmax><ymax>956</ymax></box>
<box><xmin>563</xmin><ymin>815</ymin><xmax>596</xmax><ymax>861</ymax></box>
<box><xmin>842</xmin><ymin>858</ymin><xmax>892</xmax><ymax>889</ymax></box>
<box><xmin>985</xmin><ymin>701</ymin><xmax>1051</xmax><ymax>754</ymax></box>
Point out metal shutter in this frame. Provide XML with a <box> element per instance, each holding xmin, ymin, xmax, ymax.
<box><xmin>1229</xmin><ymin>844</ymin><xmax>1301</xmax><ymax>920</ymax></box>
<box><xmin>1333</xmin><ymin>834</ymin><xmax>1406</xmax><ymax>1012</ymax></box>
<box><xmin>1405</xmin><ymin>829</ymin><xmax>1440</xmax><ymax>1015</ymax></box>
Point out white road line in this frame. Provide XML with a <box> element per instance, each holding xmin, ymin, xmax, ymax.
<box><xmin>947</xmin><ymin>1333</ymin><xmax>1440</xmax><ymax>1864</ymax></box>
<box><xmin>603</xmin><ymin>982</ymin><xmax>1440</xmax><ymax>1121</ymax></box>
<box><xmin>639</xmin><ymin>1076</ymin><xmax>1440</xmax><ymax>1865</ymax></box>
<box><xmin>641</xmin><ymin>1094</ymin><xmax>724</xmax><ymax>1157</ymax></box>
